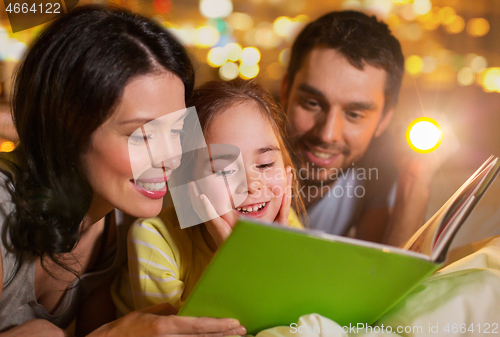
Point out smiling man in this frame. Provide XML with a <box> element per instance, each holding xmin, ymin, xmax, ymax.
<box><xmin>281</xmin><ymin>11</ymin><xmax>425</xmax><ymax>245</ymax></box>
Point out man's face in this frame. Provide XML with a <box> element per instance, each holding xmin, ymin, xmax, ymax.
<box><xmin>282</xmin><ymin>47</ymin><xmax>393</xmax><ymax>186</ymax></box>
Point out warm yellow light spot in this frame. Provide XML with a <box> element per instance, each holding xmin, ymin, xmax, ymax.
<box><xmin>239</xmin><ymin>63</ymin><xmax>259</xmax><ymax>79</ymax></box>
<box><xmin>0</xmin><ymin>141</ymin><xmax>15</xmax><ymax>152</ymax></box>
<box><xmin>438</xmin><ymin>6</ymin><xmax>456</xmax><ymax>25</ymax></box>
<box><xmin>406</xmin><ymin>117</ymin><xmax>443</xmax><ymax>153</ymax></box>
<box><xmin>457</xmin><ymin>67</ymin><xmax>475</xmax><ymax>86</ymax></box>
<box><xmin>413</xmin><ymin>0</ymin><xmax>431</xmax><ymax>15</ymax></box>
<box><xmin>273</xmin><ymin>16</ymin><xmax>292</xmax><ymax>36</ymax></box>
<box><xmin>279</xmin><ymin>48</ymin><xmax>290</xmax><ymax>66</ymax></box>
<box><xmin>224</xmin><ymin>43</ymin><xmax>242</xmax><ymax>62</ymax></box>
<box><xmin>445</xmin><ymin>15</ymin><xmax>465</xmax><ymax>34</ymax></box>
<box><xmin>466</xmin><ymin>18</ymin><xmax>489</xmax><ymax>37</ymax></box>
<box><xmin>391</xmin><ymin>0</ymin><xmax>412</xmax><ymax>4</ymax></box>
<box><xmin>219</xmin><ymin>62</ymin><xmax>239</xmax><ymax>81</ymax></box>
<box><xmin>469</xmin><ymin>55</ymin><xmax>487</xmax><ymax>73</ymax></box>
<box><xmin>240</xmin><ymin>47</ymin><xmax>260</xmax><ymax>66</ymax></box>
<box><xmin>266</xmin><ymin>62</ymin><xmax>284</xmax><ymax>80</ymax></box>
<box><xmin>199</xmin><ymin>0</ymin><xmax>233</xmax><ymax>19</ymax></box>
<box><xmin>405</xmin><ymin>55</ymin><xmax>423</xmax><ymax>75</ymax></box>
<box><xmin>207</xmin><ymin>47</ymin><xmax>228</xmax><ymax>67</ymax></box>
<box><xmin>226</xmin><ymin>12</ymin><xmax>253</xmax><ymax>31</ymax></box>
<box><xmin>480</xmin><ymin>68</ymin><xmax>500</xmax><ymax>92</ymax></box>
<box><xmin>194</xmin><ymin>26</ymin><xmax>220</xmax><ymax>48</ymax></box>
<box><xmin>294</xmin><ymin>15</ymin><xmax>309</xmax><ymax>23</ymax></box>
<box><xmin>419</xmin><ymin>12</ymin><xmax>440</xmax><ymax>30</ymax></box>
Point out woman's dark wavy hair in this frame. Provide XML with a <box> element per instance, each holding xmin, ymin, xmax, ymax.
<box><xmin>4</xmin><ymin>5</ymin><xmax>194</xmax><ymax>272</ymax></box>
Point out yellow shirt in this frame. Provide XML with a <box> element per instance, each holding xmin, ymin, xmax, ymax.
<box><xmin>127</xmin><ymin>206</ymin><xmax>303</xmax><ymax>310</ymax></box>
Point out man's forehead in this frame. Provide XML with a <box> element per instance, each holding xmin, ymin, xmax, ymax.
<box><xmin>294</xmin><ymin>47</ymin><xmax>387</xmax><ymax>105</ymax></box>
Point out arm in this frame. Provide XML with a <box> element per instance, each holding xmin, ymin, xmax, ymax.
<box><xmin>127</xmin><ymin>219</ymin><xmax>185</xmax><ymax>310</ymax></box>
<box><xmin>383</xmin><ymin>169</ymin><xmax>431</xmax><ymax>246</ymax></box>
<box><xmin>356</xmin><ymin>207</ymin><xmax>391</xmax><ymax>243</ymax></box>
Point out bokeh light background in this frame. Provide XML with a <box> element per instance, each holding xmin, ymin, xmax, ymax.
<box><xmin>1</xmin><ymin>0</ymin><xmax>500</xmax><ymax>244</ymax></box>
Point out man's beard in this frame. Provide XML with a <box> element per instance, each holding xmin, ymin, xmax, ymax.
<box><xmin>288</xmin><ymin>133</ymin><xmax>352</xmax><ymax>187</ymax></box>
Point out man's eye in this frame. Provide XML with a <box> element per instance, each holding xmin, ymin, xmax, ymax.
<box><xmin>301</xmin><ymin>98</ymin><xmax>321</xmax><ymax>110</ymax></box>
<box><xmin>346</xmin><ymin>111</ymin><xmax>364</xmax><ymax>120</ymax></box>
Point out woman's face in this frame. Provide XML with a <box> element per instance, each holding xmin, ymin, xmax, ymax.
<box><xmin>200</xmin><ymin>102</ymin><xmax>287</xmax><ymax>224</ymax></box>
<box><xmin>82</xmin><ymin>72</ymin><xmax>186</xmax><ymax>218</ymax></box>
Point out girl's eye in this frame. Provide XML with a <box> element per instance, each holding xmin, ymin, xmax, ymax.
<box><xmin>215</xmin><ymin>170</ymin><xmax>236</xmax><ymax>178</ymax></box>
<box><xmin>257</xmin><ymin>162</ymin><xmax>274</xmax><ymax>170</ymax></box>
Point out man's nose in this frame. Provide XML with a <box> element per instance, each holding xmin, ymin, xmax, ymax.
<box><xmin>317</xmin><ymin>108</ymin><xmax>343</xmax><ymax>144</ymax></box>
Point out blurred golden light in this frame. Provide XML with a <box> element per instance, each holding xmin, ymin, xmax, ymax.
<box><xmin>405</xmin><ymin>23</ymin><xmax>423</xmax><ymax>41</ymax></box>
<box><xmin>239</xmin><ymin>64</ymin><xmax>259</xmax><ymax>79</ymax></box>
<box><xmin>421</xmin><ymin>56</ymin><xmax>438</xmax><ymax>73</ymax></box>
<box><xmin>386</xmin><ymin>14</ymin><xmax>400</xmax><ymax>29</ymax></box>
<box><xmin>457</xmin><ymin>67</ymin><xmax>475</xmax><ymax>86</ymax></box>
<box><xmin>391</xmin><ymin>0</ymin><xmax>412</xmax><ymax>4</ymax></box>
<box><xmin>266</xmin><ymin>62</ymin><xmax>284</xmax><ymax>80</ymax></box>
<box><xmin>438</xmin><ymin>7</ymin><xmax>456</xmax><ymax>25</ymax></box>
<box><xmin>207</xmin><ymin>47</ymin><xmax>228</xmax><ymax>67</ymax></box>
<box><xmin>168</xmin><ymin>27</ymin><xmax>194</xmax><ymax>46</ymax></box>
<box><xmin>219</xmin><ymin>62</ymin><xmax>239</xmax><ymax>81</ymax></box>
<box><xmin>240</xmin><ymin>47</ymin><xmax>261</xmax><ymax>65</ymax></box>
<box><xmin>419</xmin><ymin>12</ymin><xmax>440</xmax><ymax>30</ymax></box>
<box><xmin>342</xmin><ymin>0</ymin><xmax>362</xmax><ymax>10</ymax></box>
<box><xmin>200</xmin><ymin>0</ymin><xmax>233</xmax><ymax>19</ymax></box>
<box><xmin>445</xmin><ymin>15</ymin><xmax>465</xmax><ymax>34</ymax></box>
<box><xmin>226</xmin><ymin>12</ymin><xmax>253</xmax><ymax>31</ymax></box>
<box><xmin>274</xmin><ymin>16</ymin><xmax>292</xmax><ymax>36</ymax></box>
<box><xmin>413</xmin><ymin>0</ymin><xmax>431</xmax><ymax>15</ymax></box>
<box><xmin>255</xmin><ymin>26</ymin><xmax>279</xmax><ymax>48</ymax></box>
<box><xmin>0</xmin><ymin>141</ymin><xmax>15</xmax><ymax>152</ymax></box>
<box><xmin>466</xmin><ymin>18</ymin><xmax>490</xmax><ymax>37</ymax></box>
<box><xmin>470</xmin><ymin>56</ymin><xmax>487</xmax><ymax>73</ymax></box>
<box><xmin>194</xmin><ymin>26</ymin><xmax>220</xmax><ymax>48</ymax></box>
<box><xmin>406</xmin><ymin>117</ymin><xmax>443</xmax><ymax>154</ymax></box>
<box><xmin>405</xmin><ymin>55</ymin><xmax>423</xmax><ymax>75</ymax></box>
<box><xmin>224</xmin><ymin>43</ymin><xmax>242</xmax><ymax>62</ymax></box>
<box><xmin>279</xmin><ymin>48</ymin><xmax>290</xmax><ymax>66</ymax></box>
<box><xmin>480</xmin><ymin>68</ymin><xmax>500</xmax><ymax>92</ymax></box>
<box><xmin>294</xmin><ymin>15</ymin><xmax>310</xmax><ymax>23</ymax></box>
<box><xmin>401</xmin><ymin>4</ymin><xmax>416</xmax><ymax>21</ymax></box>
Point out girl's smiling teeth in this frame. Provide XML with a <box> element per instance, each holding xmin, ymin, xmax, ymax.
<box><xmin>236</xmin><ymin>202</ymin><xmax>268</xmax><ymax>214</ymax></box>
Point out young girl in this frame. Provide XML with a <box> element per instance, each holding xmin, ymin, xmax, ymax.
<box><xmin>127</xmin><ymin>79</ymin><xmax>306</xmax><ymax>311</ymax></box>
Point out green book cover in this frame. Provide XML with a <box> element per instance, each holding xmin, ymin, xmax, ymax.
<box><xmin>179</xmin><ymin>156</ymin><xmax>500</xmax><ymax>334</ymax></box>
<box><xmin>179</xmin><ymin>222</ymin><xmax>440</xmax><ymax>334</ymax></box>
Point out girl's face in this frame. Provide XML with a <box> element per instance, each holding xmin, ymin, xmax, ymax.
<box><xmin>82</xmin><ymin>72</ymin><xmax>186</xmax><ymax>218</ymax></box>
<box><xmin>203</xmin><ymin>102</ymin><xmax>287</xmax><ymax>223</ymax></box>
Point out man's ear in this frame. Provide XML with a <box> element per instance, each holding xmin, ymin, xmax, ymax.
<box><xmin>280</xmin><ymin>74</ymin><xmax>288</xmax><ymax>111</ymax></box>
<box><xmin>374</xmin><ymin>108</ymin><xmax>393</xmax><ymax>138</ymax></box>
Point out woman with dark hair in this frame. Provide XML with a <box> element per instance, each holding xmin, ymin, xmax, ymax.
<box><xmin>0</xmin><ymin>6</ymin><xmax>245</xmax><ymax>336</ymax></box>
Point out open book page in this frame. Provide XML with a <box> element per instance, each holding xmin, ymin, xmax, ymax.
<box><xmin>402</xmin><ymin>156</ymin><xmax>499</xmax><ymax>260</ymax></box>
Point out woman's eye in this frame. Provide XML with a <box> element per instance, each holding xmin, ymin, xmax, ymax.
<box><xmin>257</xmin><ymin>162</ymin><xmax>274</xmax><ymax>170</ymax></box>
<box><xmin>129</xmin><ymin>133</ymin><xmax>153</xmax><ymax>144</ymax></box>
<box><xmin>215</xmin><ymin>170</ymin><xmax>235</xmax><ymax>178</ymax></box>
<box><xmin>171</xmin><ymin>129</ymin><xmax>185</xmax><ymax>137</ymax></box>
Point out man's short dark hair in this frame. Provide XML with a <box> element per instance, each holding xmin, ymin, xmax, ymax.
<box><xmin>287</xmin><ymin>10</ymin><xmax>404</xmax><ymax>113</ymax></box>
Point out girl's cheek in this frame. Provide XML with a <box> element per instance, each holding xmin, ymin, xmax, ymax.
<box><xmin>266</xmin><ymin>167</ymin><xmax>287</xmax><ymax>198</ymax></box>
